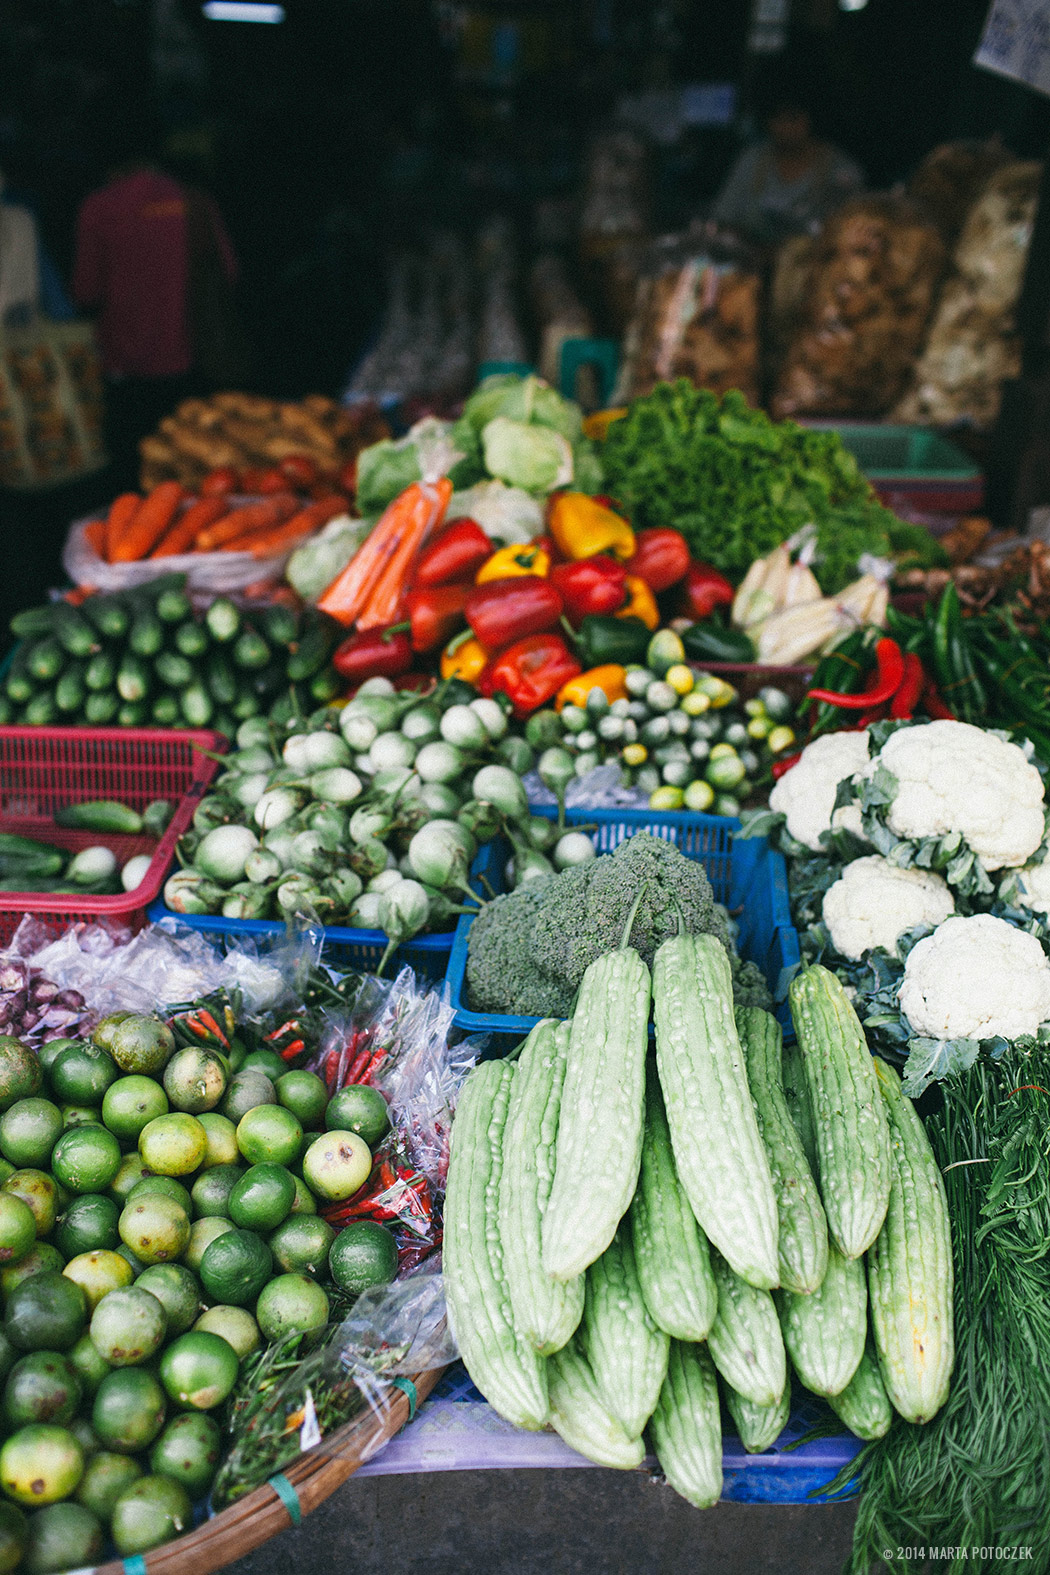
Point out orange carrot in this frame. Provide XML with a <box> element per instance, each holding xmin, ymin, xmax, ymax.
<box><xmin>104</xmin><ymin>492</ymin><xmax>141</xmax><ymax>562</ymax></box>
<box><xmin>110</xmin><ymin>481</ymin><xmax>185</xmax><ymax>562</ymax></box>
<box><xmin>150</xmin><ymin>494</ymin><xmax>230</xmax><ymax>557</ymax></box>
<box><xmin>195</xmin><ymin>493</ymin><xmax>297</xmax><ymax>552</ymax></box>
<box><xmin>318</xmin><ymin>478</ymin><xmax>452</xmax><ymax>628</ymax></box>
<box><xmin>220</xmin><ymin>498</ymin><xmax>341</xmax><ymax>558</ymax></box>
<box><xmin>356</xmin><ymin>478</ymin><xmax>454</xmax><ymax>630</ymax></box>
<box><xmin>83</xmin><ymin>516</ymin><xmax>108</xmax><ymax>558</ymax></box>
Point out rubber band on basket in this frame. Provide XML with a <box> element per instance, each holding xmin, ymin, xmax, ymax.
<box><xmin>391</xmin><ymin>1376</ymin><xmax>418</xmax><ymax>1422</ymax></box>
<box><xmin>124</xmin><ymin>1557</ymin><xmax>149</xmax><ymax>1575</ymax></box>
<box><xmin>268</xmin><ymin>1472</ymin><xmax>303</xmax><ymax>1526</ymax></box>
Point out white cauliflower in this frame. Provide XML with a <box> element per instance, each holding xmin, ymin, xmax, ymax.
<box><xmin>768</xmin><ymin>730</ymin><xmax>870</xmax><ymax>851</ymax></box>
<box><xmin>898</xmin><ymin>913</ymin><xmax>1050</xmax><ymax>1040</ymax></box>
<box><xmin>873</xmin><ymin>720</ymin><xmax>1044</xmax><ymax>872</ymax></box>
<box><xmin>1012</xmin><ymin>851</ymin><xmax>1050</xmax><ymax>916</ymax></box>
<box><xmin>822</xmin><ymin>855</ymin><xmax>955</xmax><ymax>962</ymax></box>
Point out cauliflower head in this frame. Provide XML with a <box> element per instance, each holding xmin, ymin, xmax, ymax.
<box><xmin>768</xmin><ymin>730</ymin><xmax>870</xmax><ymax>851</ymax></box>
<box><xmin>1012</xmin><ymin>851</ymin><xmax>1050</xmax><ymax>916</ymax></box>
<box><xmin>898</xmin><ymin>913</ymin><xmax>1050</xmax><ymax>1040</ymax></box>
<box><xmin>822</xmin><ymin>855</ymin><xmax>955</xmax><ymax>962</ymax></box>
<box><xmin>874</xmin><ymin>720</ymin><xmax>1045</xmax><ymax>872</ymax></box>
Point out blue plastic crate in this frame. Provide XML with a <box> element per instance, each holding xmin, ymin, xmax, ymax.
<box><xmin>446</xmin><ymin>807</ymin><xmax>800</xmax><ymax>1050</ymax></box>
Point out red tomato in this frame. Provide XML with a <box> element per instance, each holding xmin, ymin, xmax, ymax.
<box><xmin>279</xmin><ymin>454</ymin><xmax>319</xmax><ymax>489</ymax></box>
<box><xmin>242</xmin><ymin>466</ymin><xmax>288</xmax><ymax>495</ymax></box>
<box><xmin>200</xmin><ymin>466</ymin><xmax>239</xmax><ymax>497</ymax></box>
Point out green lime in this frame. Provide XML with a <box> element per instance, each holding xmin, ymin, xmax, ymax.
<box><xmin>110</xmin><ymin>1473</ymin><xmax>190</xmax><ymax>1556</ymax></box>
<box><xmin>115</xmin><ymin>1242</ymin><xmax>146</xmax><ymax>1276</ymax></box>
<box><xmin>62</xmin><ymin>1251</ymin><xmax>133</xmax><ymax>1311</ymax></box>
<box><xmin>289</xmin><ymin>1173</ymin><xmax>317</xmax><ymax>1216</ymax></box>
<box><xmin>228</xmin><ymin>1164</ymin><xmax>295</xmax><ymax>1232</ymax></box>
<box><xmin>197</xmin><ymin>1112</ymin><xmax>239</xmax><ymax>1168</ymax></box>
<box><xmin>328</xmin><ymin>1222</ymin><xmax>398</xmax><ymax>1295</ymax></box>
<box><xmin>59</xmin><ymin>1105</ymin><xmax>99</xmax><ymax>1130</ymax></box>
<box><xmin>75</xmin><ymin>1450</ymin><xmax>142</xmax><ymax>1521</ymax></box>
<box><xmin>107</xmin><ymin>1018</ymin><xmax>174</xmax><ymax>1077</ymax></box>
<box><xmin>182</xmin><ymin>1216</ymin><xmax>235</xmax><ymax>1274</ymax></box>
<box><xmin>23</xmin><ymin>1500</ymin><xmax>102</xmax><ymax>1574</ymax></box>
<box><xmin>236</xmin><ymin>1105</ymin><xmax>302</xmax><ymax>1168</ymax></box>
<box><xmin>2</xmin><ymin>1172</ymin><xmax>57</xmax><ymax>1238</ymax></box>
<box><xmin>138</xmin><ymin>1114</ymin><xmax>207</xmax><ymax>1177</ymax></box>
<box><xmin>68</xmin><ymin>1417</ymin><xmax>99</xmax><ymax>1460</ymax></box>
<box><xmin>108</xmin><ymin>1153</ymin><xmax>148</xmax><ymax>1205</ymax></box>
<box><xmin>162</xmin><ymin>1047</ymin><xmax>228</xmax><ymax>1115</ymax></box>
<box><xmin>0</xmin><ymin>1040</ymin><xmax>41</xmax><ymax>1112</ymax></box>
<box><xmin>192</xmin><ymin>1304</ymin><xmax>259</xmax><ymax>1358</ymax></box>
<box><xmin>325</xmin><ymin>1085</ymin><xmax>389</xmax><ymax>1149</ymax></box>
<box><xmin>92</xmin><ymin>1368</ymin><xmax>166</xmax><ymax>1454</ymax></box>
<box><xmin>89</xmin><ymin>1015</ymin><xmax>133</xmax><ymax>1057</ymax></box>
<box><xmin>239</xmin><ymin>1049</ymin><xmax>286</xmax><ymax>1082</ymax></box>
<box><xmin>190</xmin><ymin>1163</ymin><xmax>243</xmax><ymax>1219</ymax></box>
<box><xmin>2</xmin><ymin>1352</ymin><xmax>80</xmax><ymax>1428</ymax></box>
<box><xmin>255</xmin><ymin>1274</ymin><xmax>330</xmax><ymax>1343</ymax></box>
<box><xmin>149</xmin><ymin>1411</ymin><xmax>220</xmax><ymax>1496</ymax></box>
<box><xmin>127</xmin><ymin>1175</ymin><xmax>193</xmax><ymax>1217</ymax></box>
<box><xmin>0</xmin><ymin>1501</ymin><xmax>24</xmax><ymax>1574</ymax></box>
<box><xmin>5</xmin><ymin>1273</ymin><xmax>87</xmax><ymax>1352</ymax></box>
<box><xmin>0</xmin><ymin>1246</ymin><xmax>62</xmax><ymax>1300</ymax></box>
<box><xmin>118</xmin><ymin>1195</ymin><xmax>191</xmax><ymax>1267</ymax></box>
<box><xmin>35</xmin><ymin>1041</ymin><xmax>77</xmax><ymax>1081</ymax></box>
<box><xmin>0</xmin><ymin>1196</ymin><xmax>36</xmax><ymax>1267</ymax></box>
<box><xmin>101</xmin><ymin>1076</ymin><xmax>168</xmax><ymax>1142</ymax></box>
<box><xmin>134</xmin><ymin>1264</ymin><xmax>200</xmax><ymax>1337</ymax></box>
<box><xmin>53</xmin><ymin>1194</ymin><xmax>120</xmax><ymax>1259</ymax></box>
<box><xmin>276</xmin><ymin>1069</ymin><xmax>328</xmax><ymax>1128</ymax></box>
<box><xmin>67</xmin><ymin>1333</ymin><xmax>110</xmax><ymax>1397</ymax></box>
<box><xmin>221</xmin><ymin>1071</ymin><xmax>276</xmax><ymax>1125</ymax></box>
<box><xmin>199</xmin><ymin>1229</ymin><xmax>271</xmax><ymax>1308</ymax></box>
<box><xmin>158</xmin><ymin>1330</ymin><xmax>238</xmax><ymax>1410</ymax></box>
<box><xmin>48</xmin><ymin>1047</ymin><xmax>117</xmax><ymax>1109</ymax></box>
<box><xmin>0</xmin><ymin>1101</ymin><xmax>62</xmax><ymax>1170</ymax></box>
<box><xmin>0</xmin><ymin>1164</ymin><xmax>12</xmax><ymax>1189</ymax></box>
<box><xmin>50</xmin><ymin>1126</ymin><xmax>121</xmax><ymax>1195</ymax></box>
<box><xmin>269</xmin><ymin>1215</ymin><xmax>335</xmax><ymax>1277</ymax></box>
<box><xmin>90</xmin><ymin>1286</ymin><xmax>167</xmax><ymax>1366</ymax></box>
<box><xmin>0</xmin><ymin>1424</ymin><xmax>83</xmax><ymax>1505</ymax></box>
<box><xmin>302</xmin><ymin>1131</ymin><xmax>371</xmax><ymax>1202</ymax></box>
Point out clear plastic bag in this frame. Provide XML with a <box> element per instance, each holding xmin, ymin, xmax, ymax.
<box><xmin>63</xmin><ymin>507</ymin><xmax>296</xmax><ymax>595</ymax></box>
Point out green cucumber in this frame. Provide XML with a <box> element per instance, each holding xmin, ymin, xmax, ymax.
<box><xmin>154</xmin><ymin>651</ymin><xmax>193</xmax><ymax>690</ymax></box>
<box><xmin>174</xmin><ymin>621</ymin><xmax>209</xmax><ymax>658</ymax></box>
<box><xmin>84</xmin><ymin>649</ymin><xmax>117</xmax><ymax>692</ymax></box>
<box><xmin>156</xmin><ymin>584</ymin><xmax>191</xmax><ymax>624</ymax></box>
<box><xmin>82</xmin><ymin>594</ymin><xmax>131</xmax><ymax>640</ymax></box>
<box><xmin>9</xmin><ymin>608</ymin><xmax>55</xmax><ymax>641</ymax></box>
<box><xmin>117</xmin><ymin>701</ymin><xmax>147</xmax><ymax>727</ymax></box>
<box><xmin>24</xmin><ymin>692</ymin><xmax>57</xmax><ymax>726</ymax></box>
<box><xmin>180</xmin><ymin>684</ymin><xmax>214</xmax><ymax>728</ymax></box>
<box><xmin>5</xmin><ymin>649</ymin><xmax>35</xmax><ymax>705</ymax></box>
<box><xmin>256</xmin><ymin>604</ymin><xmax>299</xmax><ymax>647</ymax></box>
<box><xmin>213</xmin><ymin>712</ymin><xmax>236</xmax><ymax>741</ymax></box>
<box><xmin>309</xmin><ymin>667</ymin><xmax>343</xmax><ymax>703</ymax></box>
<box><xmin>232</xmin><ymin>693</ymin><xmax>262</xmax><ymax>721</ymax></box>
<box><xmin>205</xmin><ymin>599</ymin><xmax>241</xmax><ymax>644</ymax></box>
<box><xmin>129</xmin><ymin>611</ymin><xmax>164</xmax><ymax>658</ymax></box>
<box><xmin>27</xmin><ymin>638</ymin><xmax>64</xmax><ymax>684</ymax></box>
<box><xmin>84</xmin><ymin>691</ymin><xmax>119</xmax><ymax>725</ymax></box>
<box><xmin>251</xmin><ymin>660</ymin><xmax>287</xmax><ymax>700</ymax></box>
<box><xmin>286</xmin><ymin>610</ymin><xmax>339</xmax><ymax>682</ymax></box>
<box><xmin>52</xmin><ymin>604</ymin><xmax>98</xmax><ymax>658</ymax></box>
<box><xmin>206</xmin><ymin>655</ymin><xmax>238</xmax><ymax>707</ymax></box>
<box><xmin>0</xmin><ymin>696</ymin><xmax>11</xmax><ymax>725</ymax></box>
<box><xmin>55</xmin><ymin>664</ymin><xmax>86</xmax><ymax>714</ymax></box>
<box><xmin>151</xmin><ymin>694</ymin><xmax>180</xmax><ymax>726</ymax></box>
<box><xmin>232</xmin><ymin>629</ymin><xmax>271</xmax><ymax>671</ymax></box>
<box><xmin>116</xmin><ymin>654</ymin><xmax>150</xmax><ymax>704</ymax></box>
<box><xmin>0</xmin><ymin>835</ymin><xmax>65</xmax><ymax>877</ymax></box>
<box><xmin>56</xmin><ymin>800</ymin><xmax>143</xmax><ymax>834</ymax></box>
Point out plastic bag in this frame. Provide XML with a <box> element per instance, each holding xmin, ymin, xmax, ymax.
<box><xmin>62</xmin><ymin>503</ymin><xmax>297</xmax><ymax>595</ymax></box>
<box><xmin>285</xmin><ymin>512</ymin><xmax>374</xmax><ymax>602</ymax></box>
<box><xmin>0</xmin><ymin>952</ymin><xmax>92</xmax><ymax>1045</ymax></box>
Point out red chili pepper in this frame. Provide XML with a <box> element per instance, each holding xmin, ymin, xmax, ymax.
<box><xmin>549</xmin><ymin>555</ymin><xmax>626</xmax><ymax>626</ymax></box>
<box><xmin>922</xmin><ymin>674</ymin><xmax>956</xmax><ymax>721</ymax></box>
<box><xmin>465</xmin><ymin>577</ymin><xmax>564</xmax><ymax>649</ymax></box>
<box><xmin>680</xmin><ymin>561</ymin><xmax>735</xmax><ymax>620</ymax></box>
<box><xmin>279</xmin><ymin>1040</ymin><xmax>306</xmax><ymax>1061</ymax></box>
<box><xmin>413</xmin><ymin>517</ymin><xmax>492</xmax><ymax>587</ymax></box>
<box><xmin>807</xmin><ymin>638</ymin><xmax>905</xmax><ymax>710</ymax></box>
<box><xmin>332</xmin><ymin>625</ymin><xmax>413</xmax><ymax>683</ymax></box>
<box><xmin>401</xmin><ymin>582</ymin><xmax>471</xmax><ymax>652</ymax></box>
<box><xmin>625</xmin><ymin>528</ymin><xmax>690</xmax><ymax>593</ymax></box>
<box><xmin>771</xmin><ymin>752</ymin><xmax>801</xmax><ymax>780</ymax></box>
<box><xmin>889</xmin><ymin>651</ymin><xmax>925</xmax><ymax>719</ymax></box>
<box><xmin>479</xmin><ymin>632</ymin><xmax>582</xmax><ymax>716</ymax></box>
<box><xmin>278</xmin><ymin>454</ymin><xmax>319</xmax><ymax>489</ymax></box>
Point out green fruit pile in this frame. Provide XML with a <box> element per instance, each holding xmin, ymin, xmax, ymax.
<box><xmin>0</xmin><ymin>1016</ymin><xmax>399</xmax><ymax>1571</ymax></box>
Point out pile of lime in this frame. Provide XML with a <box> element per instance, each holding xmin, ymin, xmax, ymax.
<box><xmin>0</xmin><ymin>1015</ymin><xmax>399</xmax><ymax>1572</ymax></box>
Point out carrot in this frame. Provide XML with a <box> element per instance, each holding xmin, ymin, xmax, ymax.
<box><xmin>150</xmin><ymin>494</ymin><xmax>230</xmax><ymax>558</ymax></box>
<box><xmin>104</xmin><ymin>492</ymin><xmax>141</xmax><ymax>562</ymax></box>
<box><xmin>110</xmin><ymin>481</ymin><xmax>185</xmax><ymax>562</ymax></box>
<box><xmin>318</xmin><ymin>478</ymin><xmax>452</xmax><ymax>628</ymax></box>
<box><xmin>220</xmin><ymin>498</ymin><xmax>341</xmax><ymax>558</ymax></box>
<box><xmin>356</xmin><ymin>478</ymin><xmax>454</xmax><ymax>630</ymax></box>
<box><xmin>195</xmin><ymin>493</ymin><xmax>298</xmax><ymax>552</ymax></box>
<box><xmin>83</xmin><ymin>516</ymin><xmax>108</xmax><ymax>558</ymax></box>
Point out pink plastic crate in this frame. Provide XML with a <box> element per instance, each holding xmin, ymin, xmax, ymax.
<box><xmin>0</xmin><ymin>726</ymin><xmax>225</xmax><ymax>944</ymax></box>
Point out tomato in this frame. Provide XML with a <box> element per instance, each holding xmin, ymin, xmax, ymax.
<box><xmin>278</xmin><ymin>454</ymin><xmax>318</xmax><ymax>489</ymax></box>
<box><xmin>200</xmin><ymin>467</ymin><xmax>239</xmax><ymax>497</ymax></box>
<box><xmin>241</xmin><ymin>467</ymin><xmax>287</xmax><ymax>495</ymax></box>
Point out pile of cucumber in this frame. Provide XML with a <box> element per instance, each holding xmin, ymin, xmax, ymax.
<box><xmin>3</xmin><ymin>577</ymin><xmax>343</xmax><ymax>737</ymax></box>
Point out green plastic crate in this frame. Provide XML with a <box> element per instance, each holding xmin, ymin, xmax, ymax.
<box><xmin>808</xmin><ymin>422</ymin><xmax>983</xmax><ymax>511</ymax></box>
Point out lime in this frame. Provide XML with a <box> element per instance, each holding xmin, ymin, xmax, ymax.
<box><xmin>53</xmin><ymin>1195</ymin><xmax>119</xmax><ymax>1259</ymax></box>
<box><xmin>158</xmin><ymin>1330</ymin><xmax>238</xmax><ymax>1410</ymax></box>
<box><xmin>255</xmin><ymin>1273</ymin><xmax>330</xmax><ymax>1343</ymax></box>
<box><xmin>289</xmin><ymin>1173</ymin><xmax>317</xmax><ymax>1216</ymax></box>
<box><xmin>0</xmin><ymin>1196</ymin><xmax>36</xmax><ymax>1267</ymax></box>
<box><xmin>162</xmin><ymin>1047</ymin><xmax>227</xmax><ymax>1115</ymax></box>
<box><xmin>196</xmin><ymin>1112</ymin><xmax>239</xmax><ymax>1169</ymax></box>
<box><xmin>182</xmin><ymin>1216</ymin><xmax>235</xmax><ymax>1274</ymax></box>
<box><xmin>228</xmin><ymin>1164</ymin><xmax>295</xmax><ymax>1232</ymax></box>
<box><xmin>107</xmin><ymin>1017</ymin><xmax>174</xmax><ymax>1077</ymax></box>
<box><xmin>269</xmin><ymin>1215</ymin><xmax>335</xmax><ymax>1277</ymax></box>
<box><xmin>192</xmin><ymin>1304</ymin><xmax>259</xmax><ymax>1358</ymax></box>
<box><xmin>239</xmin><ymin>1049</ymin><xmax>286</xmax><ymax>1082</ymax></box>
<box><xmin>92</xmin><ymin>1368</ymin><xmax>166</xmax><ymax>1454</ymax></box>
<box><xmin>75</xmin><ymin>1449</ymin><xmax>142</xmax><ymax>1521</ymax></box>
<box><xmin>0</xmin><ymin>1424</ymin><xmax>83</xmax><ymax>1505</ymax></box>
<box><xmin>190</xmin><ymin>1163</ymin><xmax>243</xmax><ymax>1220</ymax></box>
<box><xmin>134</xmin><ymin>1264</ymin><xmax>200</xmax><ymax>1336</ymax></box>
<box><xmin>5</xmin><ymin>1273</ymin><xmax>87</xmax><ymax>1352</ymax></box>
<box><xmin>23</xmin><ymin>1500</ymin><xmax>102</xmax><ymax>1574</ymax></box>
<box><xmin>0</xmin><ymin>1246</ymin><xmax>62</xmax><ymax>1300</ymax></box>
<box><xmin>0</xmin><ymin>1101</ymin><xmax>62</xmax><ymax>1171</ymax></box>
<box><xmin>326</xmin><ymin>1085</ymin><xmax>389</xmax><ymax>1149</ymax></box>
<box><xmin>35</xmin><ymin>1041</ymin><xmax>78</xmax><ymax>1081</ymax></box>
<box><xmin>118</xmin><ymin>1196</ymin><xmax>191</xmax><ymax>1266</ymax></box>
<box><xmin>236</xmin><ymin>1105</ymin><xmax>302</xmax><ymax>1168</ymax></box>
<box><xmin>108</xmin><ymin>1153</ymin><xmax>148</xmax><ymax>1205</ymax></box>
<box><xmin>221</xmin><ymin>1071</ymin><xmax>276</xmax><ymax>1125</ymax></box>
<box><xmin>0</xmin><ymin>1164</ymin><xmax>12</xmax><ymax>1189</ymax></box>
<box><xmin>62</xmin><ymin>1251</ymin><xmax>133</xmax><ymax>1311</ymax></box>
<box><xmin>50</xmin><ymin>1127</ymin><xmax>121</xmax><ymax>1195</ymax></box>
<box><xmin>66</xmin><ymin>1334</ymin><xmax>110</xmax><ymax>1397</ymax></box>
<box><xmin>68</xmin><ymin>1417</ymin><xmax>99</xmax><ymax>1460</ymax></box>
<box><xmin>2</xmin><ymin>1172</ymin><xmax>57</xmax><ymax>1238</ymax></box>
<box><xmin>199</xmin><ymin>1229</ymin><xmax>271</xmax><ymax>1308</ymax></box>
<box><xmin>276</xmin><ymin>1069</ymin><xmax>328</xmax><ymax>1128</ymax></box>
<box><xmin>138</xmin><ymin>1114</ymin><xmax>207</xmax><ymax>1177</ymax></box>
<box><xmin>115</xmin><ymin>1242</ymin><xmax>146</xmax><ymax>1276</ymax></box>
<box><xmin>0</xmin><ymin>1501</ymin><xmax>24</xmax><ymax>1574</ymax></box>
<box><xmin>149</xmin><ymin>1412</ymin><xmax>220</xmax><ymax>1496</ymax></box>
<box><xmin>127</xmin><ymin>1175</ymin><xmax>193</xmax><ymax>1217</ymax></box>
<box><xmin>48</xmin><ymin>1047</ymin><xmax>117</xmax><ymax>1109</ymax></box>
<box><xmin>89</xmin><ymin>1015</ymin><xmax>133</xmax><ymax>1057</ymax></box>
<box><xmin>328</xmin><ymin>1222</ymin><xmax>398</xmax><ymax>1295</ymax></box>
<box><xmin>59</xmin><ymin>1105</ymin><xmax>99</xmax><ymax>1130</ymax></box>
<box><xmin>0</xmin><ymin>1040</ymin><xmax>41</xmax><ymax>1111</ymax></box>
<box><xmin>101</xmin><ymin>1076</ymin><xmax>168</xmax><ymax>1142</ymax></box>
<box><xmin>2</xmin><ymin>1353</ymin><xmax>80</xmax><ymax>1428</ymax></box>
<box><xmin>302</xmin><ymin>1131</ymin><xmax>371</xmax><ymax>1202</ymax></box>
<box><xmin>90</xmin><ymin>1286</ymin><xmax>167</xmax><ymax>1366</ymax></box>
<box><xmin>110</xmin><ymin>1474</ymin><xmax>190</xmax><ymax>1556</ymax></box>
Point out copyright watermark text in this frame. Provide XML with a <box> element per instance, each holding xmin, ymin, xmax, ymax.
<box><xmin>882</xmin><ymin>1551</ymin><xmax>1033</xmax><ymax>1563</ymax></box>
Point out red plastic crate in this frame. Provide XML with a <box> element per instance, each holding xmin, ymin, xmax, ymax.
<box><xmin>0</xmin><ymin>727</ymin><xmax>226</xmax><ymax>945</ymax></box>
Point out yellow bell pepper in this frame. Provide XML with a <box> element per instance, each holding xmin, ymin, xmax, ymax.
<box><xmin>582</xmin><ymin>407</ymin><xmax>628</xmax><ymax>442</ymax></box>
<box><xmin>475</xmin><ymin>542</ymin><xmax>550</xmax><ymax>583</ymax></box>
<box><xmin>616</xmin><ymin>576</ymin><xmax>659</xmax><ymax>630</ymax></box>
<box><xmin>555</xmin><ymin>663</ymin><xmax>628</xmax><ymax>711</ymax></box>
<box><xmin>547</xmin><ymin>492</ymin><xmax>635</xmax><ymax>562</ymax></box>
<box><xmin>440</xmin><ymin>631</ymin><xmax>489</xmax><ymax>684</ymax></box>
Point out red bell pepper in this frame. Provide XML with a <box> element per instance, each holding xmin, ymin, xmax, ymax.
<box><xmin>625</xmin><ymin>528</ymin><xmax>690</xmax><ymax>593</ymax></box>
<box><xmin>680</xmin><ymin>561</ymin><xmax>735</xmax><ymax>620</ymax></box>
<box><xmin>332</xmin><ymin>625</ymin><xmax>413</xmax><ymax>684</ymax></box>
<box><xmin>401</xmin><ymin>583</ymin><xmax>471</xmax><ymax>652</ymax></box>
<box><xmin>413</xmin><ymin>517</ymin><xmax>492</xmax><ymax>588</ymax></box>
<box><xmin>465</xmin><ymin>576</ymin><xmax>563</xmax><ymax>648</ymax></box>
<box><xmin>549</xmin><ymin>555</ymin><xmax>626</xmax><ymax>626</ymax></box>
<box><xmin>479</xmin><ymin>633</ymin><xmax>582</xmax><ymax>716</ymax></box>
